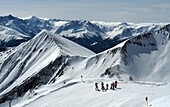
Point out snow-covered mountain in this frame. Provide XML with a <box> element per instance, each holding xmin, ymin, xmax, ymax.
<box><xmin>0</xmin><ymin>15</ymin><xmax>68</xmax><ymax>51</ymax></box>
<box><xmin>90</xmin><ymin>21</ymin><xmax>166</xmax><ymax>53</ymax></box>
<box><xmin>54</xmin><ymin>20</ymin><xmax>107</xmax><ymax>52</ymax></box>
<box><xmin>0</xmin><ymin>15</ymin><xmax>63</xmax><ymax>37</ymax></box>
<box><xmin>0</xmin><ymin>30</ymin><xmax>95</xmax><ymax>103</ymax></box>
<box><xmin>0</xmin><ymin>25</ymin><xmax>30</xmax><ymax>51</ymax></box>
<box><xmin>0</xmin><ymin>15</ymin><xmax>41</xmax><ymax>37</ymax></box>
<box><xmin>92</xmin><ymin>21</ymin><xmax>166</xmax><ymax>39</ymax></box>
<box><xmin>54</xmin><ymin>20</ymin><xmax>166</xmax><ymax>53</ymax></box>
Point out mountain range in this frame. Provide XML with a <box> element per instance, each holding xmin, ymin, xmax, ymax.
<box><xmin>0</xmin><ymin>15</ymin><xmax>166</xmax><ymax>53</ymax></box>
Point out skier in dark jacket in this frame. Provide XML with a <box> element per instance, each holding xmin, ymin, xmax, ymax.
<box><xmin>95</xmin><ymin>83</ymin><xmax>99</xmax><ymax>91</ymax></box>
<box><xmin>101</xmin><ymin>82</ymin><xmax>105</xmax><ymax>91</ymax></box>
<box><xmin>106</xmin><ymin>83</ymin><xmax>109</xmax><ymax>90</ymax></box>
<box><xmin>81</xmin><ymin>75</ymin><xmax>83</xmax><ymax>82</ymax></box>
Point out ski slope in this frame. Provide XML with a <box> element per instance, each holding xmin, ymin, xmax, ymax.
<box><xmin>0</xmin><ymin>78</ymin><xmax>170</xmax><ymax>107</ymax></box>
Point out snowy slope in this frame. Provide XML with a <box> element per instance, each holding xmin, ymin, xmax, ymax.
<box><xmin>0</xmin><ymin>30</ymin><xmax>95</xmax><ymax>103</ymax></box>
<box><xmin>121</xmin><ymin>24</ymin><xmax>170</xmax><ymax>82</ymax></box>
<box><xmin>1</xmin><ymin>79</ymin><xmax>170</xmax><ymax>107</ymax></box>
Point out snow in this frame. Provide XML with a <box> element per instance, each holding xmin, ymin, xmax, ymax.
<box><xmin>53</xmin><ymin>21</ymin><xmax>68</xmax><ymax>27</ymax></box>
<box><xmin>1</xmin><ymin>78</ymin><xmax>170</xmax><ymax>107</ymax></box>
<box><xmin>126</xmin><ymin>41</ymin><xmax>170</xmax><ymax>81</ymax></box>
<box><xmin>91</xmin><ymin>21</ymin><xmax>168</xmax><ymax>28</ymax></box>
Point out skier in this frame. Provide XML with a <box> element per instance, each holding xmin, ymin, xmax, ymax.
<box><xmin>95</xmin><ymin>83</ymin><xmax>99</xmax><ymax>91</ymax></box>
<box><xmin>106</xmin><ymin>83</ymin><xmax>109</xmax><ymax>90</ymax></box>
<box><xmin>64</xmin><ymin>80</ymin><xmax>66</xmax><ymax>84</ymax></box>
<box><xmin>112</xmin><ymin>82</ymin><xmax>115</xmax><ymax>90</ymax></box>
<box><xmin>101</xmin><ymin>82</ymin><xmax>105</xmax><ymax>91</ymax></box>
<box><xmin>81</xmin><ymin>75</ymin><xmax>83</xmax><ymax>82</ymax></box>
<box><xmin>115</xmin><ymin>81</ymin><xmax>118</xmax><ymax>88</ymax></box>
<box><xmin>110</xmin><ymin>83</ymin><xmax>113</xmax><ymax>89</ymax></box>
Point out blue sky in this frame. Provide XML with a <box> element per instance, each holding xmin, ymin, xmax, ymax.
<box><xmin>0</xmin><ymin>0</ymin><xmax>170</xmax><ymax>23</ymax></box>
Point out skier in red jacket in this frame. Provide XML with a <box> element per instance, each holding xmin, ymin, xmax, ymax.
<box><xmin>110</xmin><ymin>84</ymin><xmax>113</xmax><ymax>89</ymax></box>
<box><xmin>64</xmin><ymin>80</ymin><xmax>66</xmax><ymax>84</ymax></box>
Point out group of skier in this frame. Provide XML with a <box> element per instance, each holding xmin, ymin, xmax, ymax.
<box><xmin>64</xmin><ymin>76</ymin><xmax>119</xmax><ymax>92</ymax></box>
<box><xmin>95</xmin><ymin>81</ymin><xmax>118</xmax><ymax>91</ymax></box>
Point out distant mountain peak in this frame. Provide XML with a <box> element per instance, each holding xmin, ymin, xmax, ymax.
<box><xmin>7</xmin><ymin>14</ymin><xmax>15</xmax><ymax>19</ymax></box>
<box><xmin>20</xmin><ymin>15</ymin><xmax>49</xmax><ymax>21</ymax></box>
<box><xmin>119</xmin><ymin>22</ymin><xmax>129</xmax><ymax>26</ymax></box>
<box><xmin>0</xmin><ymin>14</ymin><xmax>16</xmax><ymax>20</ymax></box>
<box><xmin>30</xmin><ymin>16</ymin><xmax>39</xmax><ymax>20</ymax></box>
